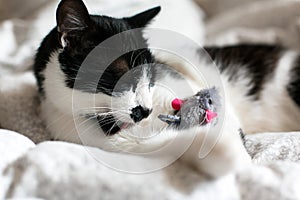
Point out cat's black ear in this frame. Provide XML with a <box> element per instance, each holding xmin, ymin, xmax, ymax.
<box><xmin>125</xmin><ymin>6</ymin><xmax>161</xmax><ymax>28</ymax></box>
<box><xmin>56</xmin><ymin>0</ymin><xmax>90</xmax><ymax>47</ymax></box>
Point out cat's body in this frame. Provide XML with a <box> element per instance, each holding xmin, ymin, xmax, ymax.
<box><xmin>34</xmin><ymin>0</ymin><xmax>300</xmax><ymax>177</ymax></box>
<box><xmin>205</xmin><ymin>45</ymin><xmax>300</xmax><ymax>133</ymax></box>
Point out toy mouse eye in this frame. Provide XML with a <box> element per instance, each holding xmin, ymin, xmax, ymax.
<box><xmin>149</xmin><ymin>82</ymin><xmax>155</xmax><ymax>89</ymax></box>
<box><xmin>208</xmin><ymin>98</ymin><xmax>213</xmax><ymax>105</ymax></box>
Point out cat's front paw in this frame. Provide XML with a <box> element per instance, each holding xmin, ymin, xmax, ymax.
<box><xmin>179</xmin><ymin>124</ymin><xmax>251</xmax><ymax>178</ymax></box>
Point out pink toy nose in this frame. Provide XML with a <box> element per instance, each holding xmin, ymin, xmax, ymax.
<box><xmin>171</xmin><ymin>98</ymin><xmax>184</xmax><ymax>110</ymax></box>
<box><xmin>205</xmin><ymin>110</ymin><xmax>218</xmax><ymax>123</ymax></box>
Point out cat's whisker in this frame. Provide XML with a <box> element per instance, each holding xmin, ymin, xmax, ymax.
<box><xmin>78</xmin><ymin>121</ymin><xmax>100</xmax><ymax>136</ymax></box>
<box><xmin>131</xmin><ymin>49</ymin><xmax>148</xmax><ymax>68</ymax></box>
<box><xmin>77</xmin><ymin>117</ymin><xmax>117</xmax><ymax>135</ymax></box>
<box><xmin>93</xmin><ymin>108</ymin><xmax>129</xmax><ymax>112</ymax></box>
<box><xmin>129</xmin><ymin>51</ymin><xmax>135</xmax><ymax>66</ymax></box>
<box><xmin>46</xmin><ymin>111</ymin><xmax>84</xmax><ymax>130</ymax></box>
<box><xmin>98</xmin><ymin>119</ymin><xmax>118</xmax><ymax>128</ymax></box>
<box><xmin>96</xmin><ymin>113</ymin><xmax>128</xmax><ymax>118</ymax></box>
<box><xmin>75</xmin><ymin>106</ymin><xmax>129</xmax><ymax>112</ymax></box>
<box><xmin>76</xmin><ymin>115</ymin><xmax>98</xmax><ymax>128</ymax></box>
<box><xmin>75</xmin><ymin>109</ymin><xmax>129</xmax><ymax>117</ymax></box>
<box><xmin>116</xmin><ymin>114</ymin><xmax>131</xmax><ymax>121</ymax></box>
<box><xmin>107</xmin><ymin>120</ymin><xmax>119</xmax><ymax>135</ymax></box>
<box><xmin>82</xmin><ymin>106</ymin><xmax>112</xmax><ymax>109</ymax></box>
<box><xmin>89</xmin><ymin>109</ymin><xmax>129</xmax><ymax>115</ymax></box>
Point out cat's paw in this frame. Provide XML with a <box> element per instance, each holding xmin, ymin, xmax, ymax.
<box><xmin>179</xmin><ymin>122</ymin><xmax>251</xmax><ymax>178</ymax></box>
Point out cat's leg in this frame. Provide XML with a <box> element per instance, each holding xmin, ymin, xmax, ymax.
<box><xmin>179</xmin><ymin>108</ymin><xmax>251</xmax><ymax>178</ymax></box>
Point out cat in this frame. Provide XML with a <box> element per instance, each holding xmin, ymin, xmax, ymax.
<box><xmin>33</xmin><ymin>0</ymin><xmax>300</xmax><ymax>178</ymax></box>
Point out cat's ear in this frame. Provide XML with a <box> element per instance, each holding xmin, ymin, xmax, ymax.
<box><xmin>125</xmin><ymin>6</ymin><xmax>161</xmax><ymax>28</ymax></box>
<box><xmin>56</xmin><ymin>0</ymin><xmax>90</xmax><ymax>47</ymax></box>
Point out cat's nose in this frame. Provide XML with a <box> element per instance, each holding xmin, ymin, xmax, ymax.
<box><xmin>130</xmin><ymin>106</ymin><xmax>152</xmax><ymax>123</ymax></box>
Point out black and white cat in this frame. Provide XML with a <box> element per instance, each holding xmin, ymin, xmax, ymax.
<box><xmin>34</xmin><ymin>0</ymin><xmax>300</xmax><ymax>177</ymax></box>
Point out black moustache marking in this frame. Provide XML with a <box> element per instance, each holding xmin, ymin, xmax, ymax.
<box><xmin>97</xmin><ymin>115</ymin><xmax>121</xmax><ymax>135</ymax></box>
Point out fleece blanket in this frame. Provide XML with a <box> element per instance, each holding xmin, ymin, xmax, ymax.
<box><xmin>1</xmin><ymin>0</ymin><xmax>300</xmax><ymax>199</ymax></box>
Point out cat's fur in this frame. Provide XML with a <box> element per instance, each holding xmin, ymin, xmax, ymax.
<box><xmin>34</xmin><ymin>0</ymin><xmax>300</xmax><ymax>177</ymax></box>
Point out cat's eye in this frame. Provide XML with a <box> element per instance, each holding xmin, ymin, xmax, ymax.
<box><xmin>208</xmin><ymin>99</ymin><xmax>213</xmax><ymax>105</ymax></box>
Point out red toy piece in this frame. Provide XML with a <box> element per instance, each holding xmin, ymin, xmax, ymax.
<box><xmin>171</xmin><ymin>98</ymin><xmax>184</xmax><ymax>110</ymax></box>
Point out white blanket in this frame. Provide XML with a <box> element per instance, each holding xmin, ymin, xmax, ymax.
<box><xmin>1</xmin><ymin>0</ymin><xmax>300</xmax><ymax>199</ymax></box>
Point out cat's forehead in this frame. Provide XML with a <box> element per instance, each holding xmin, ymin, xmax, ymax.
<box><xmin>91</xmin><ymin>15</ymin><xmax>131</xmax><ymax>33</ymax></box>
<box><xmin>86</xmin><ymin>15</ymin><xmax>146</xmax><ymax>53</ymax></box>
<box><xmin>113</xmin><ymin>64</ymin><xmax>153</xmax><ymax>93</ymax></box>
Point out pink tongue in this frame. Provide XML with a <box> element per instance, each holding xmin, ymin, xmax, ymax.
<box><xmin>205</xmin><ymin>110</ymin><xmax>218</xmax><ymax>123</ymax></box>
<box><xmin>121</xmin><ymin>123</ymin><xmax>128</xmax><ymax>129</ymax></box>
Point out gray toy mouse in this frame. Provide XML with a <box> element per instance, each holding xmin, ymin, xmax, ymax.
<box><xmin>158</xmin><ymin>87</ymin><xmax>221</xmax><ymax>130</ymax></box>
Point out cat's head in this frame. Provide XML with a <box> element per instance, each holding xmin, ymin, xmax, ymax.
<box><xmin>50</xmin><ymin>0</ymin><xmax>161</xmax><ymax>135</ymax></box>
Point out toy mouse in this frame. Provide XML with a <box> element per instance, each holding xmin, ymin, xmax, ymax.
<box><xmin>158</xmin><ymin>87</ymin><xmax>221</xmax><ymax>130</ymax></box>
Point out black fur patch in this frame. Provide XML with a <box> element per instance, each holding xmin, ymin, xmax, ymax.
<box><xmin>238</xmin><ymin>128</ymin><xmax>252</xmax><ymax>158</ymax></box>
<box><xmin>287</xmin><ymin>55</ymin><xmax>300</xmax><ymax>107</ymax></box>
<box><xmin>58</xmin><ymin>47</ymin><xmax>155</xmax><ymax>95</ymax></box>
<box><xmin>239</xmin><ymin>128</ymin><xmax>246</xmax><ymax>147</ymax></box>
<box><xmin>97</xmin><ymin>115</ymin><xmax>120</xmax><ymax>135</ymax></box>
<box><xmin>33</xmin><ymin>28</ymin><xmax>61</xmax><ymax>95</ymax></box>
<box><xmin>204</xmin><ymin>44</ymin><xmax>283</xmax><ymax>99</ymax></box>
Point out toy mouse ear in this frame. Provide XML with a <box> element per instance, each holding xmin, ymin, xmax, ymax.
<box><xmin>56</xmin><ymin>0</ymin><xmax>90</xmax><ymax>47</ymax></box>
<box><xmin>172</xmin><ymin>98</ymin><xmax>184</xmax><ymax>110</ymax></box>
<box><xmin>125</xmin><ymin>6</ymin><xmax>161</xmax><ymax>28</ymax></box>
